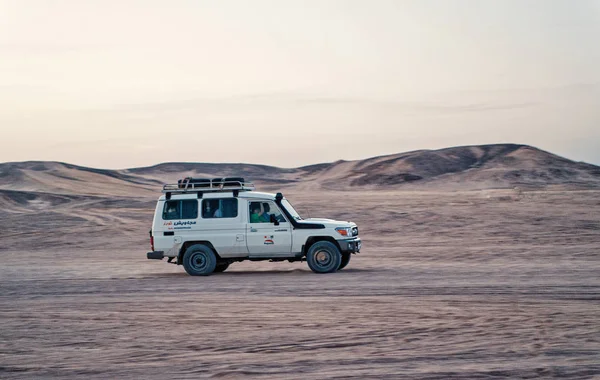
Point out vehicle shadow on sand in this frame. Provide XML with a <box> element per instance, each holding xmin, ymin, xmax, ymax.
<box><xmin>148</xmin><ymin>268</ymin><xmax>374</xmax><ymax>277</ymax></box>
<box><xmin>220</xmin><ymin>268</ymin><xmax>374</xmax><ymax>275</ymax></box>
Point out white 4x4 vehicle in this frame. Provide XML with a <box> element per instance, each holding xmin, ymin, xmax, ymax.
<box><xmin>147</xmin><ymin>177</ymin><xmax>361</xmax><ymax>275</ymax></box>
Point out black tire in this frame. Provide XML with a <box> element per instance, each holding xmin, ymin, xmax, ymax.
<box><xmin>214</xmin><ymin>262</ymin><xmax>230</xmax><ymax>273</ymax></box>
<box><xmin>339</xmin><ymin>253</ymin><xmax>351</xmax><ymax>270</ymax></box>
<box><xmin>182</xmin><ymin>244</ymin><xmax>217</xmax><ymax>276</ymax></box>
<box><xmin>306</xmin><ymin>241</ymin><xmax>342</xmax><ymax>273</ymax></box>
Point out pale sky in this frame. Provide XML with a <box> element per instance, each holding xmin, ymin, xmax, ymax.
<box><xmin>1</xmin><ymin>0</ymin><xmax>599</xmax><ymax>168</ymax></box>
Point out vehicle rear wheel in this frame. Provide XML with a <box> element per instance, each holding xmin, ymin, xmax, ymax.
<box><xmin>306</xmin><ymin>241</ymin><xmax>342</xmax><ymax>273</ymax></box>
<box><xmin>182</xmin><ymin>244</ymin><xmax>217</xmax><ymax>276</ymax></box>
<box><xmin>214</xmin><ymin>262</ymin><xmax>230</xmax><ymax>273</ymax></box>
<box><xmin>339</xmin><ymin>252</ymin><xmax>351</xmax><ymax>270</ymax></box>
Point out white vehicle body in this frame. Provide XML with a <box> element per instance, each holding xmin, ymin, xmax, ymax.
<box><xmin>147</xmin><ymin>179</ymin><xmax>361</xmax><ymax>275</ymax></box>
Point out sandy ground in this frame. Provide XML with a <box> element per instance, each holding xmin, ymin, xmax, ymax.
<box><xmin>1</xmin><ymin>189</ymin><xmax>600</xmax><ymax>379</ymax></box>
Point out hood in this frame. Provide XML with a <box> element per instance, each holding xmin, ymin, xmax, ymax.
<box><xmin>302</xmin><ymin>218</ymin><xmax>356</xmax><ymax>228</ymax></box>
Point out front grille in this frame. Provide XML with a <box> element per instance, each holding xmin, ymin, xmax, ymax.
<box><xmin>352</xmin><ymin>227</ymin><xmax>358</xmax><ymax>236</ymax></box>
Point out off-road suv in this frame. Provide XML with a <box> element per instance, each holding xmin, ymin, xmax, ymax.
<box><xmin>147</xmin><ymin>177</ymin><xmax>361</xmax><ymax>275</ymax></box>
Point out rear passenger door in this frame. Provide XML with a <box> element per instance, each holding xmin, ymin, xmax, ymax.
<box><xmin>200</xmin><ymin>198</ymin><xmax>248</xmax><ymax>257</ymax></box>
<box><xmin>246</xmin><ymin>201</ymin><xmax>292</xmax><ymax>256</ymax></box>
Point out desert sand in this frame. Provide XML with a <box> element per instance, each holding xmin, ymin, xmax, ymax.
<box><xmin>1</xmin><ymin>183</ymin><xmax>600</xmax><ymax>379</ymax></box>
<box><xmin>2</xmin><ymin>145</ymin><xmax>600</xmax><ymax>378</ymax></box>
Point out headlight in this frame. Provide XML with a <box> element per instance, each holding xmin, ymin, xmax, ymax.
<box><xmin>335</xmin><ymin>227</ymin><xmax>352</xmax><ymax>237</ymax></box>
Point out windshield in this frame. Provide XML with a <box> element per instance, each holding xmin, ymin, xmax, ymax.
<box><xmin>281</xmin><ymin>199</ymin><xmax>302</xmax><ymax>220</ymax></box>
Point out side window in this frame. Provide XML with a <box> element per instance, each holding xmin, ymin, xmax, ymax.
<box><xmin>163</xmin><ymin>200</ymin><xmax>198</xmax><ymax>220</ymax></box>
<box><xmin>202</xmin><ymin>198</ymin><xmax>238</xmax><ymax>219</ymax></box>
<box><xmin>181</xmin><ymin>199</ymin><xmax>198</xmax><ymax>219</ymax></box>
<box><xmin>249</xmin><ymin>201</ymin><xmax>287</xmax><ymax>223</ymax></box>
<box><xmin>163</xmin><ymin>200</ymin><xmax>179</xmax><ymax>220</ymax></box>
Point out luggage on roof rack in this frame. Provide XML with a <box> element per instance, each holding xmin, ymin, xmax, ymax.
<box><xmin>212</xmin><ymin>177</ymin><xmax>246</xmax><ymax>187</ymax></box>
<box><xmin>165</xmin><ymin>177</ymin><xmax>254</xmax><ymax>193</ymax></box>
<box><xmin>178</xmin><ymin>178</ymin><xmax>210</xmax><ymax>189</ymax></box>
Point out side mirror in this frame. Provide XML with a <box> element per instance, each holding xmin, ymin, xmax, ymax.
<box><xmin>270</xmin><ymin>214</ymin><xmax>279</xmax><ymax>226</ymax></box>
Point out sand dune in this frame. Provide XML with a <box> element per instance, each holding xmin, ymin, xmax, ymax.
<box><xmin>1</xmin><ymin>144</ymin><xmax>599</xmax><ymax>202</ymax></box>
<box><xmin>312</xmin><ymin>144</ymin><xmax>600</xmax><ymax>189</ymax></box>
<box><xmin>0</xmin><ymin>162</ymin><xmax>158</xmax><ymax>197</ymax></box>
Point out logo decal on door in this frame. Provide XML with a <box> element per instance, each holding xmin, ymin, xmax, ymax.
<box><xmin>264</xmin><ymin>235</ymin><xmax>274</xmax><ymax>245</ymax></box>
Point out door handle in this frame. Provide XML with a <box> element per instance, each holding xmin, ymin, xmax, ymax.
<box><xmin>250</xmin><ymin>228</ymin><xmax>257</xmax><ymax>232</ymax></box>
<box><xmin>275</xmin><ymin>229</ymin><xmax>288</xmax><ymax>232</ymax></box>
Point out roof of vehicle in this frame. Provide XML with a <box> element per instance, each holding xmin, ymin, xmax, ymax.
<box><xmin>239</xmin><ymin>191</ymin><xmax>277</xmax><ymax>200</ymax></box>
<box><xmin>158</xmin><ymin>191</ymin><xmax>277</xmax><ymax>201</ymax></box>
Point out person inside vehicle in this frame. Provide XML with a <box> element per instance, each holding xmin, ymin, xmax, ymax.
<box><xmin>261</xmin><ymin>203</ymin><xmax>271</xmax><ymax>222</ymax></box>
<box><xmin>250</xmin><ymin>203</ymin><xmax>267</xmax><ymax>223</ymax></box>
<box><xmin>165</xmin><ymin>203</ymin><xmax>179</xmax><ymax>219</ymax></box>
<box><xmin>213</xmin><ymin>200</ymin><xmax>223</xmax><ymax>218</ymax></box>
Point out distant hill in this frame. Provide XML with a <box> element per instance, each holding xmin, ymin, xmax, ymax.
<box><xmin>0</xmin><ymin>161</ymin><xmax>161</xmax><ymax>197</ymax></box>
<box><xmin>1</xmin><ymin>145</ymin><xmax>599</xmax><ymax>201</ymax></box>
<box><xmin>126</xmin><ymin>162</ymin><xmax>299</xmax><ymax>187</ymax></box>
<box><xmin>309</xmin><ymin>144</ymin><xmax>600</xmax><ymax>190</ymax></box>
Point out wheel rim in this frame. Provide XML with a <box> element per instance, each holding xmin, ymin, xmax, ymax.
<box><xmin>314</xmin><ymin>250</ymin><xmax>332</xmax><ymax>267</ymax></box>
<box><xmin>189</xmin><ymin>252</ymin><xmax>208</xmax><ymax>271</ymax></box>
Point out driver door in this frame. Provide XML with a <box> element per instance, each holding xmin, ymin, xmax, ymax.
<box><xmin>246</xmin><ymin>201</ymin><xmax>292</xmax><ymax>256</ymax></box>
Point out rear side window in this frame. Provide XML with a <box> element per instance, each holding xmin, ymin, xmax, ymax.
<box><xmin>163</xmin><ymin>200</ymin><xmax>198</xmax><ymax>220</ymax></box>
<box><xmin>202</xmin><ymin>198</ymin><xmax>238</xmax><ymax>218</ymax></box>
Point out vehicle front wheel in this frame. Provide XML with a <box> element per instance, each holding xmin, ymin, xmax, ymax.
<box><xmin>306</xmin><ymin>241</ymin><xmax>342</xmax><ymax>273</ymax></box>
<box><xmin>214</xmin><ymin>262</ymin><xmax>230</xmax><ymax>273</ymax></box>
<box><xmin>338</xmin><ymin>252</ymin><xmax>351</xmax><ymax>270</ymax></box>
<box><xmin>182</xmin><ymin>244</ymin><xmax>217</xmax><ymax>276</ymax></box>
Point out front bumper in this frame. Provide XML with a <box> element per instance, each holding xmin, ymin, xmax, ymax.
<box><xmin>338</xmin><ymin>237</ymin><xmax>361</xmax><ymax>253</ymax></box>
